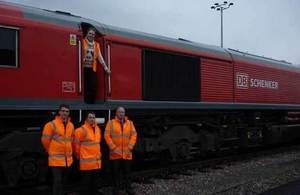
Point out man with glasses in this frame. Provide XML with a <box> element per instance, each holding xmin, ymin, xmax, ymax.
<box><xmin>41</xmin><ymin>104</ymin><xmax>75</xmax><ymax>195</ymax></box>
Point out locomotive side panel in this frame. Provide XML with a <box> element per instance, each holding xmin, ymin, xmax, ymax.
<box><xmin>201</xmin><ymin>58</ymin><xmax>233</xmax><ymax>102</ymax></box>
<box><xmin>110</xmin><ymin>43</ymin><xmax>142</xmax><ymax>100</ymax></box>
<box><xmin>0</xmin><ymin>17</ymin><xmax>80</xmax><ymax>101</ymax></box>
<box><xmin>234</xmin><ymin>60</ymin><xmax>300</xmax><ymax>104</ymax></box>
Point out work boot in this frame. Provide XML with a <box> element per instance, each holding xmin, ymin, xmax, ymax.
<box><xmin>112</xmin><ymin>188</ymin><xmax>120</xmax><ymax>195</ymax></box>
<box><xmin>126</xmin><ymin>187</ymin><xmax>135</xmax><ymax>195</ymax></box>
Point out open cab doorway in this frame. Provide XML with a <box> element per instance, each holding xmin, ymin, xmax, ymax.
<box><xmin>80</xmin><ymin>22</ymin><xmax>108</xmax><ymax>104</ymax></box>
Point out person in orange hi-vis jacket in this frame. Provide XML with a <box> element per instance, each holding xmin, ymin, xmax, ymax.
<box><xmin>82</xmin><ymin>27</ymin><xmax>110</xmax><ymax>104</ymax></box>
<box><xmin>105</xmin><ymin>106</ymin><xmax>137</xmax><ymax>195</ymax></box>
<box><xmin>41</xmin><ymin>104</ymin><xmax>74</xmax><ymax>195</ymax></box>
<box><xmin>74</xmin><ymin>111</ymin><xmax>102</xmax><ymax>195</ymax></box>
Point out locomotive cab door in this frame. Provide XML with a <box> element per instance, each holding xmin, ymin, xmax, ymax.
<box><xmin>80</xmin><ymin>23</ymin><xmax>108</xmax><ymax>103</ymax></box>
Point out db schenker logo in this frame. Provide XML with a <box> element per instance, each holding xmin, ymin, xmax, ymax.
<box><xmin>236</xmin><ymin>73</ymin><xmax>249</xmax><ymax>89</ymax></box>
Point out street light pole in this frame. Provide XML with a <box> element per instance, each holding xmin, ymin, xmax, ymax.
<box><xmin>211</xmin><ymin>1</ymin><xmax>234</xmax><ymax>48</ymax></box>
<box><xmin>221</xmin><ymin>7</ymin><xmax>223</xmax><ymax>48</ymax></box>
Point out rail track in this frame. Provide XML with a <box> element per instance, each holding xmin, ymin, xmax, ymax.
<box><xmin>132</xmin><ymin>143</ymin><xmax>300</xmax><ymax>182</ymax></box>
<box><xmin>1</xmin><ymin>143</ymin><xmax>300</xmax><ymax>195</ymax></box>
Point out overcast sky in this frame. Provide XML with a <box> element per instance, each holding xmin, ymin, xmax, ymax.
<box><xmin>4</xmin><ymin>0</ymin><xmax>300</xmax><ymax>65</ymax></box>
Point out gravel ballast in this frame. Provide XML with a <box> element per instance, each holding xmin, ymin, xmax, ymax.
<box><xmin>122</xmin><ymin>148</ymin><xmax>300</xmax><ymax>195</ymax></box>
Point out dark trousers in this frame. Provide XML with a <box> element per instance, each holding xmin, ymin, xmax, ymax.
<box><xmin>79</xmin><ymin>170</ymin><xmax>100</xmax><ymax>195</ymax></box>
<box><xmin>52</xmin><ymin>167</ymin><xmax>68</xmax><ymax>195</ymax></box>
<box><xmin>84</xmin><ymin>68</ymin><xmax>97</xmax><ymax>104</ymax></box>
<box><xmin>111</xmin><ymin>159</ymin><xmax>132</xmax><ymax>194</ymax></box>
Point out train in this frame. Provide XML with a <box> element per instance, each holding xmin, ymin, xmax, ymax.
<box><xmin>1</xmin><ymin>1</ymin><xmax>300</xmax><ymax>187</ymax></box>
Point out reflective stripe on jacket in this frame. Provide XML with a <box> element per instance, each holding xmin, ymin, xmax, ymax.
<box><xmin>41</xmin><ymin>116</ymin><xmax>74</xmax><ymax>167</ymax></box>
<box><xmin>82</xmin><ymin>38</ymin><xmax>100</xmax><ymax>72</ymax></box>
<box><xmin>74</xmin><ymin>122</ymin><xmax>101</xmax><ymax>170</ymax></box>
<box><xmin>104</xmin><ymin>117</ymin><xmax>137</xmax><ymax>160</ymax></box>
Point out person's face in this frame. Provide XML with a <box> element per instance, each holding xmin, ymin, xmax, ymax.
<box><xmin>58</xmin><ymin>107</ymin><xmax>70</xmax><ymax>122</ymax></box>
<box><xmin>86</xmin><ymin>30</ymin><xmax>95</xmax><ymax>42</ymax></box>
<box><xmin>87</xmin><ymin>113</ymin><xmax>96</xmax><ymax>126</ymax></box>
<box><xmin>116</xmin><ymin>107</ymin><xmax>125</xmax><ymax>120</ymax></box>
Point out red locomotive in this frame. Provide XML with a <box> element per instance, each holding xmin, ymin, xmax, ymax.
<box><xmin>1</xmin><ymin>1</ymin><xmax>300</xmax><ymax>186</ymax></box>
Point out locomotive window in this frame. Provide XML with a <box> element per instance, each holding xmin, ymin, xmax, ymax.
<box><xmin>0</xmin><ymin>26</ymin><xmax>18</xmax><ymax>68</ymax></box>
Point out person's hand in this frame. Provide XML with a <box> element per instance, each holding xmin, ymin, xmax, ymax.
<box><xmin>104</xmin><ymin>64</ymin><xmax>111</xmax><ymax>74</ymax></box>
<box><xmin>112</xmin><ymin>147</ymin><xmax>121</xmax><ymax>155</ymax></box>
<box><xmin>128</xmin><ymin>144</ymin><xmax>135</xmax><ymax>151</ymax></box>
<box><xmin>104</xmin><ymin>66</ymin><xmax>111</xmax><ymax>74</ymax></box>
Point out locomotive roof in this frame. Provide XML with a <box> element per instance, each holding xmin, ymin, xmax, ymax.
<box><xmin>2</xmin><ymin>1</ymin><xmax>300</xmax><ymax>72</ymax></box>
<box><xmin>11</xmin><ymin>1</ymin><xmax>229</xmax><ymax>59</ymax></box>
<box><xmin>227</xmin><ymin>48</ymin><xmax>300</xmax><ymax>73</ymax></box>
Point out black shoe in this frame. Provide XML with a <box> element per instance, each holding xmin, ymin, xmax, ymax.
<box><xmin>126</xmin><ymin>188</ymin><xmax>135</xmax><ymax>195</ymax></box>
<box><xmin>112</xmin><ymin>189</ymin><xmax>120</xmax><ymax>195</ymax></box>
